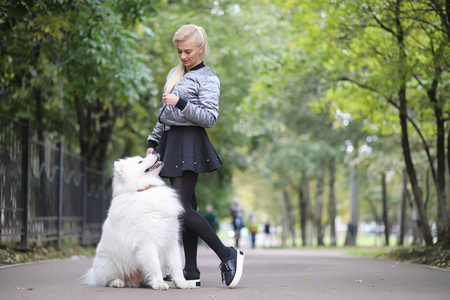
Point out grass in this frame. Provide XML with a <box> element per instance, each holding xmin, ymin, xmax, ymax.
<box><xmin>345</xmin><ymin>244</ymin><xmax>450</xmax><ymax>270</ymax></box>
<box><xmin>345</xmin><ymin>247</ymin><xmax>391</xmax><ymax>257</ymax></box>
<box><xmin>379</xmin><ymin>244</ymin><xmax>450</xmax><ymax>270</ymax></box>
<box><xmin>257</xmin><ymin>230</ymin><xmax>450</xmax><ymax>270</ymax></box>
<box><xmin>0</xmin><ymin>240</ymin><xmax>96</xmax><ymax>267</ymax></box>
<box><xmin>1</xmin><ymin>235</ymin><xmax>449</xmax><ymax>271</ymax></box>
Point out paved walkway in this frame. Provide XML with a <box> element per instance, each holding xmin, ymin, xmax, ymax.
<box><xmin>1</xmin><ymin>245</ymin><xmax>449</xmax><ymax>300</ymax></box>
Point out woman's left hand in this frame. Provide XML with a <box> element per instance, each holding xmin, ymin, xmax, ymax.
<box><xmin>162</xmin><ymin>93</ymin><xmax>179</xmax><ymax>107</ymax></box>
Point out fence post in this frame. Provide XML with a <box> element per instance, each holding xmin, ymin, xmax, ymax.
<box><xmin>56</xmin><ymin>141</ymin><xmax>63</xmax><ymax>250</ymax></box>
<box><xmin>19</xmin><ymin>118</ymin><xmax>30</xmax><ymax>250</ymax></box>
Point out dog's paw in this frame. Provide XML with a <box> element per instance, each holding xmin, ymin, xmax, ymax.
<box><xmin>173</xmin><ymin>278</ymin><xmax>194</xmax><ymax>289</ymax></box>
<box><xmin>150</xmin><ymin>279</ymin><xmax>169</xmax><ymax>290</ymax></box>
<box><xmin>108</xmin><ymin>279</ymin><xmax>125</xmax><ymax>288</ymax></box>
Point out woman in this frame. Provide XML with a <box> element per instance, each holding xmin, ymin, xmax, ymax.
<box><xmin>146</xmin><ymin>24</ymin><xmax>244</xmax><ymax>288</ymax></box>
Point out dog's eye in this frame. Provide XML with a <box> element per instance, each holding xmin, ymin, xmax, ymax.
<box><xmin>138</xmin><ymin>161</ymin><xmax>143</xmax><ymax>164</ymax></box>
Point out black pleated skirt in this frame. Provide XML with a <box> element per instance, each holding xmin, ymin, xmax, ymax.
<box><xmin>157</xmin><ymin>126</ymin><xmax>222</xmax><ymax>178</ymax></box>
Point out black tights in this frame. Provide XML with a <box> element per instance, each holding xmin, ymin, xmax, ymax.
<box><xmin>170</xmin><ymin>171</ymin><xmax>230</xmax><ymax>273</ymax></box>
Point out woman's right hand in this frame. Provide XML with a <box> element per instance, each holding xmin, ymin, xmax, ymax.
<box><xmin>146</xmin><ymin>148</ymin><xmax>155</xmax><ymax>157</ymax></box>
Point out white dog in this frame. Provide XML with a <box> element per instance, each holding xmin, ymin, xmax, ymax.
<box><xmin>84</xmin><ymin>152</ymin><xmax>192</xmax><ymax>290</ymax></box>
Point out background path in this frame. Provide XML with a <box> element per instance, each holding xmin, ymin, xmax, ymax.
<box><xmin>1</xmin><ymin>246</ymin><xmax>449</xmax><ymax>300</ymax></box>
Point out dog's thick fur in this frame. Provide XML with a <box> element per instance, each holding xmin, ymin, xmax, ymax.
<box><xmin>84</xmin><ymin>153</ymin><xmax>191</xmax><ymax>289</ymax></box>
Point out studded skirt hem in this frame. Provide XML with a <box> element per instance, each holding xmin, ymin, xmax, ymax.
<box><xmin>157</xmin><ymin>126</ymin><xmax>222</xmax><ymax>178</ymax></box>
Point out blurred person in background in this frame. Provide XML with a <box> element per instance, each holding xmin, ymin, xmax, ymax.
<box><xmin>203</xmin><ymin>203</ymin><xmax>219</xmax><ymax>233</ymax></box>
<box><xmin>231</xmin><ymin>198</ymin><xmax>244</xmax><ymax>248</ymax></box>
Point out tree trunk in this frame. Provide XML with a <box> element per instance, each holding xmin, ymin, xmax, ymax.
<box><xmin>381</xmin><ymin>172</ymin><xmax>389</xmax><ymax>246</ymax></box>
<box><xmin>430</xmin><ymin>0</ymin><xmax>450</xmax><ymax>248</ymax></box>
<box><xmin>316</xmin><ymin>162</ymin><xmax>325</xmax><ymax>246</ymax></box>
<box><xmin>74</xmin><ymin>96</ymin><xmax>90</xmax><ymax>167</ymax></box>
<box><xmin>74</xmin><ymin>96</ymin><xmax>121</xmax><ymax>170</ymax></box>
<box><xmin>411</xmin><ymin>197</ymin><xmax>424</xmax><ymax>245</ymax></box>
<box><xmin>93</xmin><ymin>101</ymin><xmax>119</xmax><ymax>171</ymax></box>
<box><xmin>428</xmin><ymin>78</ymin><xmax>448</xmax><ymax>244</ymax></box>
<box><xmin>299</xmin><ymin>175</ymin><xmax>308</xmax><ymax>246</ymax></box>
<box><xmin>282</xmin><ymin>189</ymin><xmax>296</xmax><ymax>247</ymax></box>
<box><xmin>446</xmin><ymin>130</ymin><xmax>450</xmax><ymax>248</ymax></box>
<box><xmin>305</xmin><ymin>176</ymin><xmax>313</xmax><ymax>246</ymax></box>
<box><xmin>399</xmin><ymin>89</ymin><xmax>433</xmax><ymax>245</ymax></box>
<box><xmin>345</xmin><ymin>166</ymin><xmax>358</xmax><ymax>246</ymax></box>
<box><xmin>328</xmin><ymin>157</ymin><xmax>337</xmax><ymax>246</ymax></box>
<box><xmin>367</xmin><ymin>195</ymin><xmax>382</xmax><ymax>246</ymax></box>
<box><xmin>279</xmin><ymin>196</ymin><xmax>287</xmax><ymax>247</ymax></box>
<box><xmin>394</xmin><ymin>2</ymin><xmax>433</xmax><ymax>245</ymax></box>
<box><xmin>398</xmin><ymin>169</ymin><xmax>408</xmax><ymax>246</ymax></box>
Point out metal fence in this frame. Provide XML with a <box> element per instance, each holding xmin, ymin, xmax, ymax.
<box><xmin>0</xmin><ymin>114</ymin><xmax>111</xmax><ymax>249</ymax></box>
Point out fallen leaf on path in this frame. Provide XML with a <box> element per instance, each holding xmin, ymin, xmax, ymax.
<box><xmin>354</xmin><ymin>280</ymin><xmax>363</xmax><ymax>283</ymax></box>
<box><xmin>16</xmin><ymin>286</ymin><xmax>33</xmax><ymax>291</ymax></box>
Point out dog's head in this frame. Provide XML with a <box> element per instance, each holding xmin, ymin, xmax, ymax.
<box><xmin>112</xmin><ymin>152</ymin><xmax>165</xmax><ymax>197</ymax></box>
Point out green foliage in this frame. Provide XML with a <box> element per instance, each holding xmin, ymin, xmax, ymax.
<box><xmin>0</xmin><ymin>0</ymin><xmax>157</xmax><ymax>169</ymax></box>
<box><xmin>1</xmin><ymin>0</ymin><xmax>448</xmax><ymax>239</ymax></box>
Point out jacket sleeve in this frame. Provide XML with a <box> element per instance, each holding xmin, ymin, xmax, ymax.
<box><xmin>180</xmin><ymin>75</ymin><xmax>220</xmax><ymax>128</ymax></box>
<box><xmin>147</xmin><ymin>120</ymin><xmax>164</xmax><ymax>148</ymax></box>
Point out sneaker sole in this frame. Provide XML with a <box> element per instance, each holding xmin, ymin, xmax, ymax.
<box><xmin>188</xmin><ymin>279</ymin><xmax>201</xmax><ymax>288</ymax></box>
<box><xmin>228</xmin><ymin>250</ymin><xmax>244</xmax><ymax>288</ymax></box>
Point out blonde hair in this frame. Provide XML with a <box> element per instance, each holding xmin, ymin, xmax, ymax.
<box><xmin>164</xmin><ymin>24</ymin><xmax>208</xmax><ymax>93</ymax></box>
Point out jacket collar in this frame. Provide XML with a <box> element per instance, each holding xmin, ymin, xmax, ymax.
<box><xmin>186</xmin><ymin>62</ymin><xmax>205</xmax><ymax>72</ymax></box>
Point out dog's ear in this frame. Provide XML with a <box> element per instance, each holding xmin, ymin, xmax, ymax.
<box><xmin>114</xmin><ymin>160</ymin><xmax>124</xmax><ymax>174</ymax></box>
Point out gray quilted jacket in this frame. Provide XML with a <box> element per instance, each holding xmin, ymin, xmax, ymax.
<box><xmin>147</xmin><ymin>63</ymin><xmax>220</xmax><ymax>148</ymax></box>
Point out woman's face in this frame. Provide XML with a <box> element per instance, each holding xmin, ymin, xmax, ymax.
<box><xmin>176</xmin><ymin>35</ymin><xmax>204</xmax><ymax>71</ymax></box>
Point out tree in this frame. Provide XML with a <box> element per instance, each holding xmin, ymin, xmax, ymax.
<box><xmin>61</xmin><ymin>1</ymin><xmax>155</xmax><ymax>170</ymax></box>
<box><xmin>3</xmin><ymin>0</ymin><xmax>447</xmax><ymax>245</ymax></box>
<box><xmin>336</xmin><ymin>0</ymin><xmax>449</xmax><ymax>245</ymax></box>
<box><xmin>1</xmin><ymin>0</ymin><xmax>157</xmax><ymax>170</ymax></box>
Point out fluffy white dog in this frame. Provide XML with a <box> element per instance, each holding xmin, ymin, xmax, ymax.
<box><xmin>84</xmin><ymin>152</ymin><xmax>192</xmax><ymax>290</ymax></box>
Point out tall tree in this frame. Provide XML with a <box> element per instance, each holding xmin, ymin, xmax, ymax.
<box><xmin>1</xmin><ymin>0</ymin><xmax>157</xmax><ymax>170</ymax></box>
<box><xmin>275</xmin><ymin>0</ymin><xmax>449</xmax><ymax>246</ymax></box>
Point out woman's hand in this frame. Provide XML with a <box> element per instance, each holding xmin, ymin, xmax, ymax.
<box><xmin>162</xmin><ymin>93</ymin><xmax>179</xmax><ymax>107</ymax></box>
<box><xmin>146</xmin><ymin>148</ymin><xmax>154</xmax><ymax>157</ymax></box>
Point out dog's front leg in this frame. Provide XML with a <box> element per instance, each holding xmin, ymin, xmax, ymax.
<box><xmin>166</xmin><ymin>242</ymin><xmax>193</xmax><ymax>289</ymax></box>
<box><xmin>137</xmin><ymin>245</ymin><xmax>169</xmax><ymax>290</ymax></box>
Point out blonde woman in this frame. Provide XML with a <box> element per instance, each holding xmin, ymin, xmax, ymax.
<box><xmin>146</xmin><ymin>24</ymin><xmax>244</xmax><ymax>288</ymax></box>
